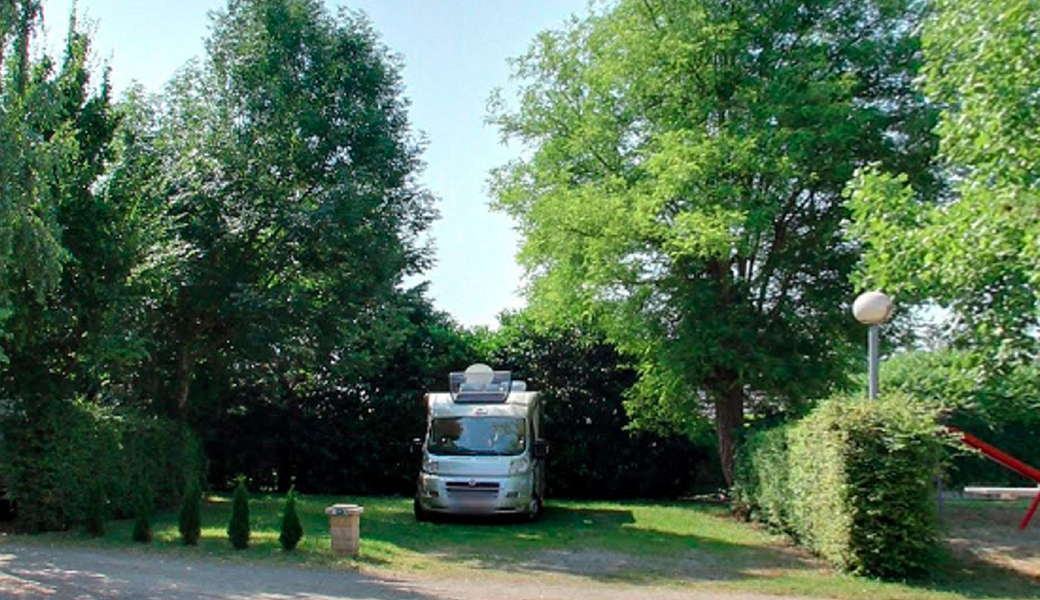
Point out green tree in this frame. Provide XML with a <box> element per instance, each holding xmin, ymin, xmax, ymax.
<box><xmin>179</xmin><ymin>478</ymin><xmax>202</xmax><ymax>545</ymax></box>
<box><xmin>0</xmin><ymin>1</ymin><xmax>66</xmax><ymax>363</ymax></box>
<box><xmin>227</xmin><ymin>476</ymin><xmax>250</xmax><ymax>549</ymax></box>
<box><xmin>490</xmin><ymin>0</ymin><xmax>936</xmax><ymax>483</ymax></box>
<box><xmin>485</xmin><ymin>312</ymin><xmax>723</xmax><ymax>498</ymax></box>
<box><xmin>133</xmin><ymin>0</ymin><xmax>435</xmax><ymax>420</ymax></box>
<box><xmin>278</xmin><ymin>486</ymin><xmax>303</xmax><ymax>551</ymax></box>
<box><xmin>0</xmin><ymin>3</ymin><xmax>127</xmax><ymax>387</ymax></box>
<box><xmin>846</xmin><ymin>0</ymin><xmax>1040</xmax><ymax>363</ymax></box>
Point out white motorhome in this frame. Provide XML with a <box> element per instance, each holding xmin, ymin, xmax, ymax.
<box><xmin>414</xmin><ymin>364</ymin><xmax>546</xmax><ymax>521</ymax></box>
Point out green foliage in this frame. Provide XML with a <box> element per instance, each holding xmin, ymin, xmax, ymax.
<box><xmin>732</xmin><ymin>426</ymin><xmax>789</xmax><ymax>528</ymax></box>
<box><xmin>128</xmin><ymin>0</ymin><xmax>436</xmax><ymax>419</ymax></box>
<box><xmin>85</xmin><ymin>481</ymin><xmax>106</xmax><ymax>537</ymax></box>
<box><xmin>486</xmin><ymin>312</ymin><xmax>723</xmax><ymax>498</ymax></box>
<box><xmin>209</xmin><ymin>291</ymin><xmax>479</xmax><ymax>494</ymax></box>
<box><xmin>0</xmin><ymin>398</ymin><xmax>202</xmax><ymax>533</ymax></box>
<box><xmin>131</xmin><ymin>485</ymin><xmax>153</xmax><ymax>543</ymax></box>
<box><xmin>490</xmin><ymin>0</ymin><xmax>937</xmax><ymax>482</ymax></box>
<box><xmin>228</xmin><ymin>477</ymin><xmax>250</xmax><ymax>549</ymax></box>
<box><xmin>178</xmin><ymin>478</ymin><xmax>202</xmax><ymax>546</ymax></box>
<box><xmin>846</xmin><ymin>0</ymin><xmax>1040</xmax><ymax>362</ymax></box>
<box><xmin>735</xmin><ymin>395</ymin><xmax>946</xmax><ymax>578</ymax></box>
<box><xmin>881</xmin><ymin>349</ymin><xmax>1040</xmax><ymax>487</ymax></box>
<box><xmin>278</xmin><ymin>487</ymin><xmax>303</xmax><ymax>551</ymax></box>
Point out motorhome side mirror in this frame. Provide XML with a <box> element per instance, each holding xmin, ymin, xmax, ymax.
<box><xmin>533</xmin><ymin>439</ymin><xmax>549</xmax><ymax>459</ymax></box>
<box><xmin>412</xmin><ymin>437</ymin><xmax>423</xmax><ymax>452</ymax></box>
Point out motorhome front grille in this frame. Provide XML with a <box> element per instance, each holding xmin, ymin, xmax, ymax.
<box><xmin>445</xmin><ymin>481</ymin><xmax>500</xmax><ymax>495</ymax></box>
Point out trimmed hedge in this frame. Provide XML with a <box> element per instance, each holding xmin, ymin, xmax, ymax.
<box><xmin>734</xmin><ymin>394</ymin><xmax>945</xmax><ymax>578</ymax></box>
<box><xmin>0</xmin><ymin>397</ymin><xmax>203</xmax><ymax>533</ymax></box>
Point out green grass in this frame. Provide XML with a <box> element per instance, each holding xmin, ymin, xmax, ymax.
<box><xmin>8</xmin><ymin>495</ymin><xmax>1037</xmax><ymax>600</ymax></box>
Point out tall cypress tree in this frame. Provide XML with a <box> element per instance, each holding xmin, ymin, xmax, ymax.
<box><xmin>179</xmin><ymin>478</ymin><xmax>202</xmax><ymax>545</ymax></box>
<box><xmin>278</xmin><ymin>486</ymin><xmax>303</xmax><ymax>551</ymax></box>
<box><xmin>227</xmin><ymin>477</ymin><xmax>250</xmax><ymax>549</ymax></box>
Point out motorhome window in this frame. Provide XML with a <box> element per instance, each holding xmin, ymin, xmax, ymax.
<box><xmin>428</xmin><ymin>417</ymin><xmax>526</xmax><ymax>456</ymax></box>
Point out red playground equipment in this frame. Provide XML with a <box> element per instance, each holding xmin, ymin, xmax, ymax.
<box><xmin>950</xmin><ymin>427</ymin><xmax>1040</xmax><ymax>531</ymax></box>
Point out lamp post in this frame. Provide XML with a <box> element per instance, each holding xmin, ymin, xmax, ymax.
<box><xmin>852</xmin><ymin>291</ymin><xmax>895</xmax><ymax>400</ymax></box>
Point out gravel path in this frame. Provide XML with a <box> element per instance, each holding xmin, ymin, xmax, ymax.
<box><xmin>0</xmin><ymin>542</ymin><xmax>820</xmax><ymax>600</ymax></box>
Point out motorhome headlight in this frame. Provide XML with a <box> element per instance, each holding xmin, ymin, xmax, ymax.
<box><xmin>508</xmin><ymin>456</ymin><xmax>530</xmax><ymax>474</ymax></box>
<box><xmin>422</xmin><ymin>457</ymin><xmax>440</xmax><ymax>474</ymax></box>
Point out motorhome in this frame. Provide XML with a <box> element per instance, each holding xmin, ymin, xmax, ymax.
<box><xmin>414</xmin><ymin>364</ymin><xmax>546</xmax><ymax>520</ymax></box>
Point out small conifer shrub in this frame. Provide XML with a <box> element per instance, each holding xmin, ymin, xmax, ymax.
<box><xmin>86</xmin><ymin>481</ymin><xmax>106</xmax><ymax>537</ymax></box>
<box><xmin>131</xmin><ymin>486</ymin><xmax>153</xmax><ymax>543</ymax></box>
<box><xmin>179</xmin><ymin>478</ymin><xmax>202</xmax><ymax>545</ymax></box>
<box><xmin>279</xmin><ymin>486</ymin><xmax>303</xmax><ymax>551</ymax></box>
<box><xmin>227</xmin><ymin>476</ymin><xmax>250</xmax><ymax>549</ymax></box>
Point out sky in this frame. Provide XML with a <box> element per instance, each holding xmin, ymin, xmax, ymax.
<box><xmin>40</xmin><ymin>0</ymin><xmax>592</xmax><ymax>328</ymax></box>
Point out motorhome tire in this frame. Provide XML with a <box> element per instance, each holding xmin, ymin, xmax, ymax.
<box><xmin>527</xmin><ymin>495</ymin><xmax>543</xmax><ymax>522</ymax></box>
<box><xmin>413</xmin><ymin>495</ymin><xmax>430</xmax><ymax>522</ymax></box>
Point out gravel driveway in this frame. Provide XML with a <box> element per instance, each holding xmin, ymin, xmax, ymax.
<box><xmin>0</xmin><ymin>542</ymin><xmax>817</xmax><ymax>600</ymax></box>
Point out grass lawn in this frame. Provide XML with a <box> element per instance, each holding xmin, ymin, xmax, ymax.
<box><xmin>7</xmin><ymin>494</ymin><xmax>1038</xmax><ymax>600</ymax></box>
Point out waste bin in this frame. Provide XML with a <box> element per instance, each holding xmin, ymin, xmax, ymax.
<box><xmin>325</xmin><ymin>503</ymin><xmax>363</xmax><ymax>557</ymax></box>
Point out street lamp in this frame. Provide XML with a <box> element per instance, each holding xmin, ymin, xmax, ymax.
<box><xmin>853</xmin><ymin>291</ymin><xmax>895</xmax><ymax>400</ymax></box>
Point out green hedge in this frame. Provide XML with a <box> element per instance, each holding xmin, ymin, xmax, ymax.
<box><xmin>0</xmin><ymin>397</ymin><xmax>203</xmax><ymax>533</ymax></box>
<box><xmin>734</xmin><ymin>394</ymin><xmax>945</xmax><ymax>578</ymax></box>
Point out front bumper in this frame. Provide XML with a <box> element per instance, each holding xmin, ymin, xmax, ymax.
<box><xmin>418</xmin><ymin>473</ymin><xmax>534</xmax><ymax>514</ymax></box>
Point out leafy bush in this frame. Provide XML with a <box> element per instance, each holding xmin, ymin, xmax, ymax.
<box><xmin>732</xmin><ymin>426</ymin><xmax>789</xmax><ymax>528</ymax></box>
<box><xmin>881</xmin><ymin>349</ymin><xmax>1040</xmax><ymax>487</ymax></box>
<box><xmin>228</xmin><ymin>477</ymin><xmax>250</xmax><ymax>549</ymax></box>
<box><xmin>132</xmin><ymin>485</ymin><xmax>153</xmax><ymax>543</ymax></box>
<box><xmin>179</xmin><ymin>478</ymin><xmax>202</xmax><ymax>545</ymax></box>
<box><xmin>0</xmin><ymin>398</ymin><xmax>203</xmax><ymax>533</ymax></box>
<box><xmin>279</xmin><ymin>487</ymin><xmax>303</xmax><ymax>551</ymax></box>
<box><xmin>735</xmin><ymin>394</ymin><xmax>946</xmax><ymax>578</ymax></box>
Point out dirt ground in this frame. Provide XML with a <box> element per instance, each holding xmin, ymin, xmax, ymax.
<box><xmin>943</xmin><ymin>500</ymin><xmax>1040</xmax><ymax>579</ymax></box>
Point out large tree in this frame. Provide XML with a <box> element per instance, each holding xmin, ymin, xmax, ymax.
<box><xmin>0</xmin><ymin>2</ymin><xmax>132</xmax><ymax>403</ymax></box>
<box><xmin>490</xmin><ymin>0</ymin><xmax>936</xmax><ymax>483</ymax></box>
<box><xmin>846</xmin><ymin>0</ymin><xmax>1040</xmax><ymax>363</ymax></box>
<box><xmin>131</xmin><ymin>0</ymin><xmax>435</xmax><ymax>419</ymax></box>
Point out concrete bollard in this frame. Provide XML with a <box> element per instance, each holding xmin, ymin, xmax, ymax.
<box><xmin>325</xmin><ymin>503</ymin><xmax>364</xmax><ymax>557</ymax></box>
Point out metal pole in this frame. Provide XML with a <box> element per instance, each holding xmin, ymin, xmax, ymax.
<box><xmin>868</xmin><ymin>325</ymin><xmax>880</xmax><ymax>400</ymax></box>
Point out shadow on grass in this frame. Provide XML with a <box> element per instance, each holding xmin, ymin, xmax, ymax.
<box><xmin>362</xmin><ymin>503</ymin><xmax>818</xmax><ymax>585</ymax></box>
<box><xmin>908</xmin><ymin>546</ymin><xmax>1040</xmax><ymax>599</ymax></box>
<box><xmin>361</xmin><ymin>501</ymin><xmax>1040</xmax><ymax>597</ymax></box>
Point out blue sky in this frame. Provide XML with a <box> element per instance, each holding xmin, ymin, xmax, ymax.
<box><xmin>41</xmin><ymin>0</ymin><xmax>592</xmax><ymax>328</ymax></box>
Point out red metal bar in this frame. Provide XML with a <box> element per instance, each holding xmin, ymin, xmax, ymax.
<box><xmin>948</xmin><ymin>427</ymin><xmax>1040</xmax><ymax>483</ymax></box>
<box><xmin>947</xmin><ymin>427</ymin><xmax>1040</xmax><ymax>531</ymax></box>
<box><xmin>1020</xmin><ymin>492</ymin><xmax>1040</xmax><ymax>531</ymax></box>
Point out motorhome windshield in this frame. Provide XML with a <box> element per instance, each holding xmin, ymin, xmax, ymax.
<box><xmin>428</xmin><ymin>417</ymin><xmax>526</xmax><ymax>456</ymax></box>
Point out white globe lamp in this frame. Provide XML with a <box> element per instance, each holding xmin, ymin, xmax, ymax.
<box><xmin>852</xmin><ymin>291</ymin><xmax>894</xmax><ymax>400</ymax></box>
<box><xmin>853</xmin><ymin>291</ymin><xmax>895</xmax><ymax>326</ymax></box>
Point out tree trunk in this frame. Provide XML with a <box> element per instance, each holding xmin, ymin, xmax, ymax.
<box><xmin>713</xmin><ymin>372</ymin><xmax>745</xmax><ymax>488</ymax></box>
<box><xmin>175</xmin><ymin>346</ymin><xmax>193</xmax><ymax>419</ymax></box>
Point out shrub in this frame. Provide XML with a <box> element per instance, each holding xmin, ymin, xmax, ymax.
<box><xmin>227</xmin><ymin>476</ymin><xmax>250</xmax><ymax>549</ymax></box>
<box><xmin>179</xmin><ymin>478</ymin><xmax>202</xmax><ymax>545</ymax></box>
<box><xmin>279</xmin><ymin>486</ymin><xmax>303</xmax><ymax>551</ymax></box>
<box><xmin>732</xmin><ymin>425</ymin><xmax>789</xmax><ymax>528</ymax></box>
<box><xmin>881</xmin><ymin>349</ymin><xmax>1040</xmax><ymax>487</ymax></box>
<box><xmin>735</xmin><ymin>394</ymin><xmax>946</xmax><ymax>578</ymax></box>
<box><xmin>0</xmin><ymin>397</ymin><xmax>204</xmax><ymax>533</ymax></box>
<box><xmin>131</xmin><ymin>485</ymin><xmax>153</xmax><ymax>543</ymax></box>
<box><xmin>85</xmin><ymin>480</ymin><xmax>106</xmax><ymax>537</ymax></box>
